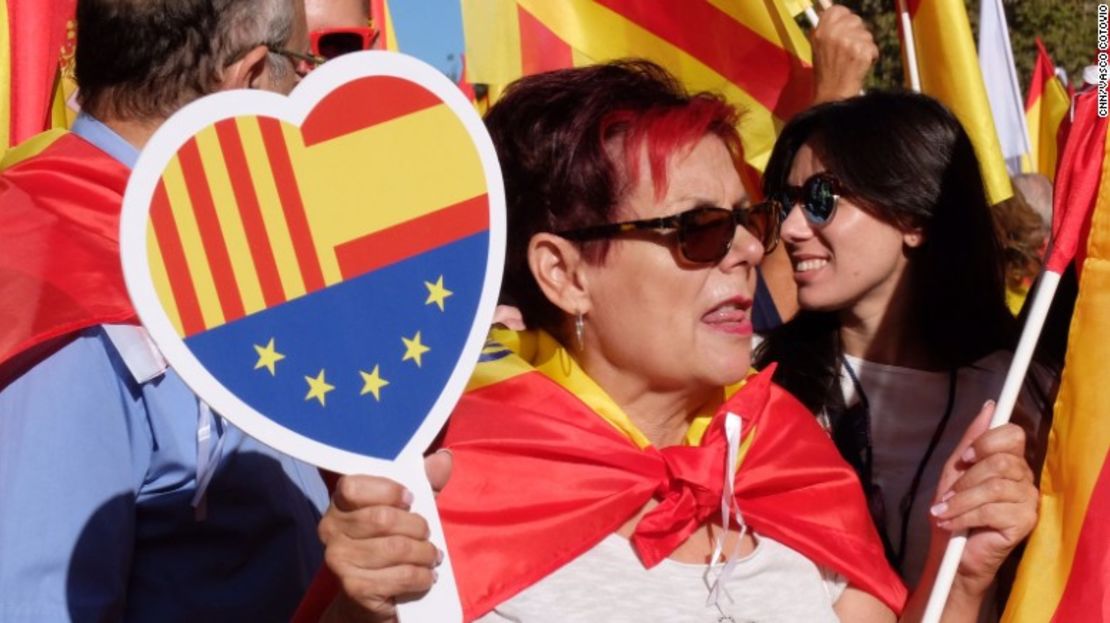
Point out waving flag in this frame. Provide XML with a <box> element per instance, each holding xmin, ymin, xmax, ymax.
<box><xmin>907</xmin><ymin>0</ymin><xmax>1013</xmax><ymax>204</ymax></box>
<box><xmin>0</xmin><ymin>0</ymin><xmax>77</xmax><ymax>151</ymax></box>
<box><xmin>1022</xmin><ymin>39</ymin><xmax>1071</xmax><ymax>182</ymax></box>
<box><xmin>143</xmin><ymin>75</ymin><xmax>492</xmax><ymax>460</ymax></box>
<box><xmin>460</xmin><ymin>0</ymin><xmax>813</xmax><ymax>173</ymax></box>
<box><xmin>1002</xmin><ymin>90</ymin><xmax>1110</xmax><ymax>623</ymax></box>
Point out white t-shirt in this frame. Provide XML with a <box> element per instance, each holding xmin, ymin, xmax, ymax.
<box><xmin>837</xmin><ymin>351</ymin><xmax>1050</xmax><ymax>588</ymax></box>
<box><xmin>477</xmin><ymin>533</ymin><xmax>847</xmax><ymax>623</ymax></box>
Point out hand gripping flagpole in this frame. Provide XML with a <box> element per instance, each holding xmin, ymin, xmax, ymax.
<box><xmin>921</xmin><ymin>91</ymin><xmax>1105</xmax><ymax>623</ymax></box>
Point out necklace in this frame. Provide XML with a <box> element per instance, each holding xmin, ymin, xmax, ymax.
<box><xmin>839</xmin><ymin>358</ymin><xmax>958</xmax><ymax>569</ymax></box>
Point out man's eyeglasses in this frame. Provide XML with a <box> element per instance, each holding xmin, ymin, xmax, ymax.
<box><xmin>268</xmin><ymin>46</ymin><xmax>326</xmax><ymax>75</ymax></box>
<box><xmin>555</xmin><ymin>202</ymin><xmax>780</xmax><ymax>264</ymax></box>
<box><xmin>311</xmin><ymin>26</ymin><xmax>380</xmax><ymax>60</ymax></box>
<box><xmin>763</xmin><ymin>172</ymin><xmax>842</xmax><ymax>227</ymax></box>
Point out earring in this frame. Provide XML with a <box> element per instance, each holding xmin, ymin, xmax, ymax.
<box><xmin>574</xmin><ymin>311</ymin><xmax>585</xmax><ymax>351</ymax></box>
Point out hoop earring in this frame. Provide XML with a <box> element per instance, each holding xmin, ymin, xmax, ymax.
<box><xmin>575</xmin><ymin>311</ymin><xmax>585</xmax><ymax>351</ymax></box>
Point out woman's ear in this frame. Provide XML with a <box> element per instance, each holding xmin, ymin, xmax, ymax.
<box><xmin>528</xmin><ymin>233</ymin><xmax>592</xmax><ymax>316</ymax></box>
<box><xmin>903</xmin><ymin>227</ymin><xmax>925</xmax><ymax>249</ymax></box>
<box><xmin>220</xmin><ymin>45</ymin><xmax>270</xmax><ymax>90</ymax></box>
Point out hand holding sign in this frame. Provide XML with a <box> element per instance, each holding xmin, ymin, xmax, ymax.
<box><xmin>120</xmin><ymin>52</ymin><xmax>505</xmax><ymax>621</ymax></box>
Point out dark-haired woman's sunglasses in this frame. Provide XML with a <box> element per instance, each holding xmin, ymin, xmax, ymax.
<box><xmin>555</xmin><ymin>202</ymin><xmax>780</xmax><ymax>263</ymax></box>
<box><xmin>764</xmin><ymin>172</ymin><xmax>842</xmax><ymax>226</ymax></box>
<box><xmin>311</xmin><ymin>26</ymin><xmax>380</xmax><ymax>60</ymax></box>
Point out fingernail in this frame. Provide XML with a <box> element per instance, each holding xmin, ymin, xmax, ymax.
<box><xmin>937</xmin><ymin>520</ymin><xmax>951</xmax><ymax>530</ymax></box>
<box><xmin>930</xmin><ymin>501</ymin><xmax>948</xmax><ymax>517</ymax></box>
<box><xmin>432</xmin><ymin>569</ymin><xmax>439</xmax><ymax>584</ymax></box>
<box><xmin>401</xmin><ymin>488</ymin><xmax>414</xmax><ymax>508</ymax></box>
<box><xmin>436</xmin><ymin>548</ymin><xmax>444</xmax><ymax>566</ymax></box>
<box><xmin>941</xmin><ymin>490</ymin><xmax>955</xmax><ymax>503</ymax></box>
<box><xmin>961</xmin><ymin>447</ymin><xmax>977</xmax><ymax>463</ymax></box>
<box><xmin>984</xmin><ymin>399</ymin><xmax>996</xmax><ymax>409</ymax></box>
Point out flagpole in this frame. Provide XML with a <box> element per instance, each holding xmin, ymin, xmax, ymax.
<box><xmin>921</xmin><ymin>269</ymin><xmax>1062</xmax><ymax>622</ymax></box>
<box><xmin>896</xmin><ymin>0</ymin><xmax>922</xmax><ymax>91</ymax></box>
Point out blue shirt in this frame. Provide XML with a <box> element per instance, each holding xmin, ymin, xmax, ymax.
<box><xmin>0</xmin><ymin>120</ymin><xmax>329</xmax><ymax>622</ymax></box>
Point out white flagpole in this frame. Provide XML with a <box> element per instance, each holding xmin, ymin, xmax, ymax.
<box><xmin>921</xmin><ymin>269</ymin><xmax>1062</xmax><ymax>622</ymax></box>
<box><xmin>896</xmin><ymin>0</ymin><xmax>922</xmax><ymax>92</ymax></box>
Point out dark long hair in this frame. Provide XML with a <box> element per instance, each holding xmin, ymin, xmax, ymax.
<box><xmin>754</xmin><ymin>91</ymin><xmax>1017</xmax><ymax>414</ymax></box>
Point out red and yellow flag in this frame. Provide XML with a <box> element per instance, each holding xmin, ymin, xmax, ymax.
<box><xmin>369</xmin><ymin>0</ymin><xmax>399</xmax><ymax>52</ymax></box>
<box><xmin>459</xmin><ymin>0</ymin><xmax>814</xmax><ymax>174</ymax></box>
<box><xmin>1022</xmin><ymin>38</ymin><xmax>1071</xmax><ymax>182</ymax></box>
<box><xmin>0</xmin><ymin>0</ymin><xmax>77</xmax><ymax>152</ymax></box>
<box><xmin>907</xmin><ymin>0</ymin><xmax>1013</xmax><ymax>204</ymax></box>
<box><xmin>1002</xmin><ymin>90</ymin><xmax>1110</xmax><ymax>623</ymax></box>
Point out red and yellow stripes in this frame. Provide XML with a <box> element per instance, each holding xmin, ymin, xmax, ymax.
<box><xmin>1022</xmin><ymin>39</ymin><xmax>1070</xmax><ymax>182</ymax></box>
<box><xmin>459</xmin><ymin>0</ymin><xmax>812</xmax><ymax>173</ymax></box>
<box><xmin>1002</xmin><ymin>96</ymin><xmax>1110</xmax><ymax>623</ymax></box>
<box><xmin>370</xmin><ymin>0</ymin><xmax>399</xmax><ymax>52</ymax></box>
<box><xmin>147</xmin><ymin>76</ymin><xmax>488</xmax><ymax>337</ymax></box>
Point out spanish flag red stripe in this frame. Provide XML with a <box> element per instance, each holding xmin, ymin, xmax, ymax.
<box><xmin>177</xmin><ymin>138</ymin><xmax>246</xmax><ymax>322</ymax></box>
<box><xmin>594</xmin><ymin>0</ymin><xmax>812</xmax><ymax>119</ymax></box>
<box><xmin>334</xmin><ymin>193</ymin><xmax>489</xmax><ymax>280</ymax></box>
<box><xmin>214</xmin><ymin>119</ymin><xmax>286</xmax><ymax>308</ymax></box>
<box><xmin>518</xmin><ymin>5</ymin><xmax>574</xmax><ymax>75</ymax></box>
<box><xmin>151</xmin><ymin>181</ymin><xmax>206</xmax><ymax>336</ymax></box>
<box><xmin>1052</xmin><ymin>456</ymin><xmax>1110</xmax><ymax>620</ymax></box>
<box><xmin>301</xmin><ymin>76</ymin><xmax>442</xmax><ymax>146</ymax></box>
<box><xmin>257</xmin><ymin>116</ymin><xmax>326</xmax><ymax>293</ymax></box>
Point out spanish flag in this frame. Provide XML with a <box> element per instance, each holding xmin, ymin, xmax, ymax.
<box><xmin>906</xmin><ymin>0</ymin><xmax>1013</xmax><ymax>204</ymax></box>
<box><xmin>459</xmin><ymin>0</ymin><xmax>813</xmax><ymax>174</ymax></box>
<box><xmin>1022</xmin><ymin>38</ymin><xmax>1071</xmax><ymax>182</ymax></box>
<box><xmin>0</xmin><ymin>0</ymin><xmax>77</xmax><ymax>152</ymax></box>
<box><xmin>1002</xmin><ymin>89</ymin><xmax>1110</xmax><ymax>622</ymax></box>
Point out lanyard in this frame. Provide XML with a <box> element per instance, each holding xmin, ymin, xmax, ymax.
<box><xmin>841</xmin><ymin>359</ymin><xmax>958</xmax><ymax>569</ymax></box>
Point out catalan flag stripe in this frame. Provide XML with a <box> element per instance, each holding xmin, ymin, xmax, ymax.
<box><xmin>161</xmin><ymin>157</ymin><xmax>226</xmax><ymax>329</ymax></box>
<box><xmin>518</xmin><ymin>4</ymin><xmax>574</xmax><ymax>75</ymax></box>
<box><xmin>237</xmin><ymin>116</ymin><xmax>307</xmax><ymax>302</ymax></box>
<box><xmin>257</xmin><ymin>116</ymin><xmax>326</xmax><ymax>293</ymax></box>
<box><xmin>215</xmin><ymin>118</ymin><xmax>287</xmax><ymax>308</ymax></box>
<box><xmin>150</xmin><ymin>180</ymin><xmax>206</xmax><ymax>336</ymax></box>
<box><xmin>594</xmin><ymin>0</ymin><xmax>813</xmax><ymax>119</ymax></box>
<box><xmin>177</xmin><ymin>137</ymin><xmax>247</xmax><ymax>322</ymax></box>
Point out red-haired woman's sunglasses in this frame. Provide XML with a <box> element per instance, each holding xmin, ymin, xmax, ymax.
<box><xmin>310</xmin><ymin>27</ymin><xmax>380</xmax><ymax>60</ymax></box>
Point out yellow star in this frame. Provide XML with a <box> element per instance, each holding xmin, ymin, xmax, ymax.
<box><xmin>401</xmin><ymin>331</ymin><xmax>430</xmax><ymax>367</ymax></box>
<box><xmin>359</xmin><ymin>365</ymin><xmax>390</xmax><ymax>401</ymax></box>
<box><xmin>253</xmin><ymin>338</ymin><xmax>285</xmax><ymax>376</ymax></box>
<box><xmin>304</xmin><ymin>369</ymin><xmax>335</xmax><ymax>406</ymax></box>
<box><xmin>424</xmin><ymin>275</ymin><xmax>453</xmax><ymax>312</ymax></box>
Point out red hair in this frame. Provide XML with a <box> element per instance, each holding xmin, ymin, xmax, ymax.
<box><xmin>602</xmin><ymin>95</ymin><xmax>743</xmax><ymax>200</ymax></box>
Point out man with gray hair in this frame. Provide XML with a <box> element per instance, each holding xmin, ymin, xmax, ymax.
<box><xmin>0</xmin><ymin>0</ymin><xmax>328</xmax><ymax>620</ymax></box>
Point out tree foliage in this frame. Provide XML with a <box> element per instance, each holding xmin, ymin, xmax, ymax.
<box><xmin>835</xmin><ymin>0</ymin><xmax>1098</xmax><ymax>93</ymax></box>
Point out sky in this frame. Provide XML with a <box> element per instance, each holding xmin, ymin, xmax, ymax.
<box><xmin>387</xmin><ymin>1</ymin><xmax>468</xmax><ymax>82</ymax></box>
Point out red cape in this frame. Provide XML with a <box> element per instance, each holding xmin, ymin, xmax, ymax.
<box><xmin>438</xmin><ymin>367</ymin><xmax>907</xmax><ymax>619</ymax></box>
<box><xmin>0</xmin><ymin>132</ymin><xmax>136</xmax><ymax>376</ymax></box>
<box><xmin>294</xmin><ymin>367</ymin><xmax>906</xmax><ymax>622</ymax></box>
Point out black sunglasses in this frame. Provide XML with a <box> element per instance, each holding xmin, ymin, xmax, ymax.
<box><xmin>763</xmin><ymin>172</ymin><xmax>842</xmax><ymax>227</ymax></box>
<box><xmin>555</xmin><ymin>202</ymin><xmax>780</xmax><ymax>264</ymax></box>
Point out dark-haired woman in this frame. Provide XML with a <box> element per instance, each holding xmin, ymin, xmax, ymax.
<box><xmin>754</xmin><ymin>91</ymin><xmax>1054</xmax><ymax>614</ymax></box>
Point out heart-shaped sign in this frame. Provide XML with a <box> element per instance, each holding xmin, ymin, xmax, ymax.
<box><xmin>120</xmin><ymin>52</ymin><xmax>505</xmax><ymax>620</ymax></box>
